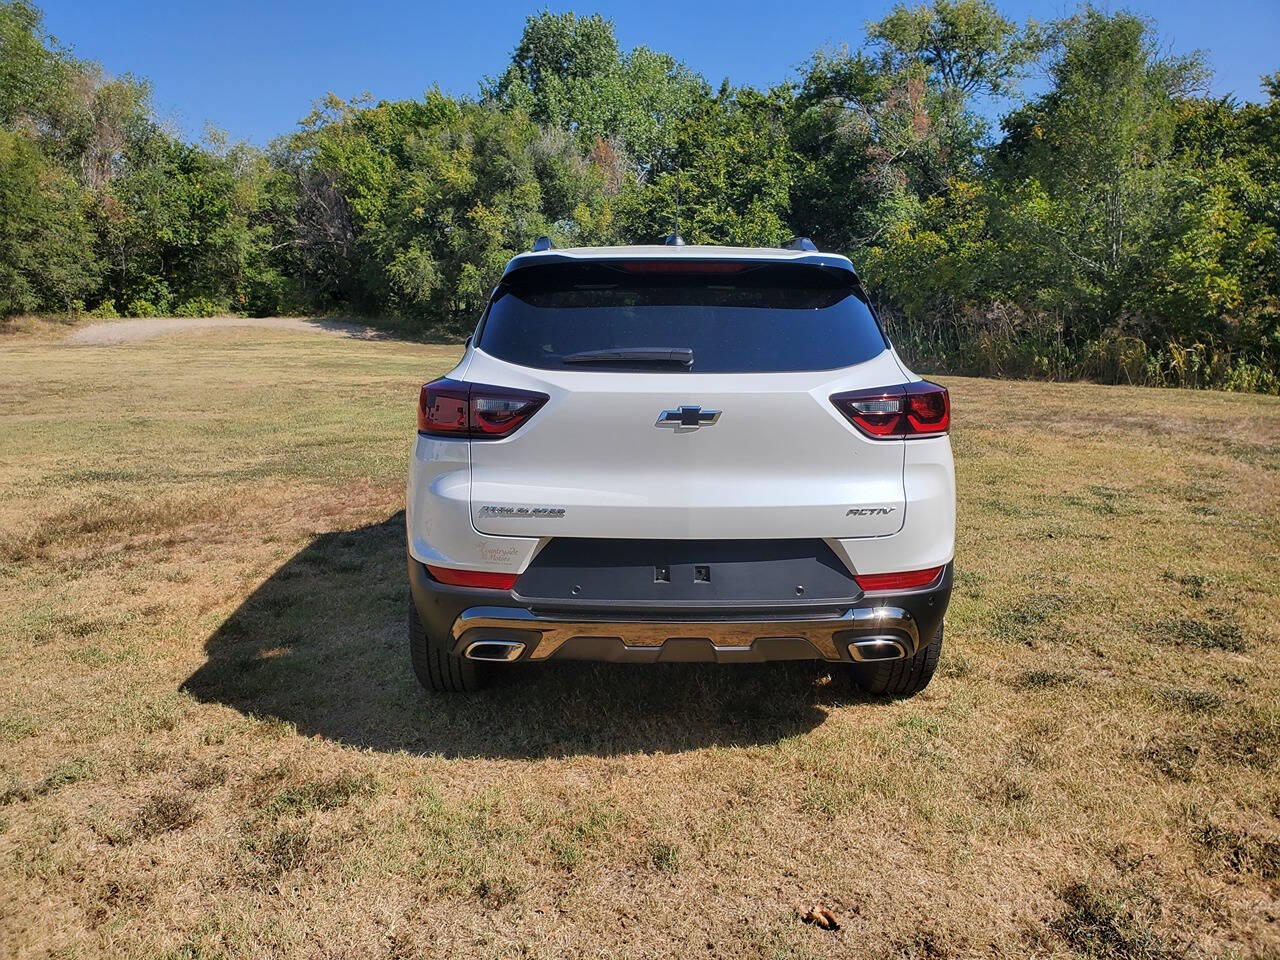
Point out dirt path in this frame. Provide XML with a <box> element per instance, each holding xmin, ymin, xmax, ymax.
<box><xmin>66</xmin><ymin>316</ymin><xmax>383</xmax><ymax>345</ymax></box>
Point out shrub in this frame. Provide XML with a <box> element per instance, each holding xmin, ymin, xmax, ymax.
<box><xmin>125</xmin><ymin>299</ymin><xmax>160</xmax><ymax>318</ymax></box>
<box><xmin>84</xmin><ymin>300</ymin><xmax>119</xmax><ymax>319</ymax></box>
<box><xmin>172</xmin><ymin>297</ymin><xmax>228</xmax><ymax>318</ymax></box>
<box><xmin>887</xmin><ymin>310</ymin><xmax>1279</xmax><ymax>395</ymax></box>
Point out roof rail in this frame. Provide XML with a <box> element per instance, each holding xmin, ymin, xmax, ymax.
<box><xmin>532</xmin><ymin>236</ymin><xmax>553</xmax><ymax>252</ymax></box>
<box><xmin>783</xmin><ymin>236</ymin><xmax>818</xmax><ymax>252</ymax></box>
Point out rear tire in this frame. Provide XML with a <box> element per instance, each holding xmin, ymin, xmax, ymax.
<box><xmin>409</xmin><ymin>599</ymin><xmax>487</xmax><ymax>692</ymax></box>
<box><xmin>852</xmin><ymin>624</ymin><xmax>943</xmax><ymax>697</ymax></box>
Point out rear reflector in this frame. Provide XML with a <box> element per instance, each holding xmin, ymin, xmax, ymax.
<box><xmin>854</xmin><ymin>566</ymin><xmax>944</xmax><ymax>592</ymax></box>
<box><xmin>831</xmin><ymin>381</ymin><xmax>950</xmax><ymax>439</ymax></box>
<box><xmin>418</xmin><ymin>378</ymin><xmax>547</xmax><ymax>439</ymax></box>
<box><xmin>424</xmin><ymin>564</ymin><xmax>519</xmax><ymax>590</ymax></box>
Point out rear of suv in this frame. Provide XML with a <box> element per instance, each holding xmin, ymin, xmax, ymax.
<box><xmin>406</xmin><ymin>241</ymin><xmax>954</xmax><ymax>696</ymax></box>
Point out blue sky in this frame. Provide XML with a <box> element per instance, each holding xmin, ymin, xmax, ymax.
<box><xmin>40</xmin><ymin>0</ymin><xmax>1280</xmax><ymax>146</ymax></box>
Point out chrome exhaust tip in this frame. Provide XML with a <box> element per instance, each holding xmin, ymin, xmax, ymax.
<box><xmin>462</xmin><ymin>639</ymin><xmax>526</xmax><ymax>662</ymax></box>
<box><xmin>847</xmin><ymin>637</ymin><xmax>907</xmax><ymax>662</ymax></box>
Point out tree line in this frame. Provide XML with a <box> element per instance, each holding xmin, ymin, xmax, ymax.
<box><xmin>2</xmin><ymin>0</ymin><xmax>1277</xmax><ymax>391</ymax></box>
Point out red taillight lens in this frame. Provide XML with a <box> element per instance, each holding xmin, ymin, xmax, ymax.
<box><xmin>854</xmin><ymin>566</ymin><xmax>944</xmax><ymax>592</ymax></box>
<box><xmin>904</xmin><ymin>381</ymin><xmax>950</xmax><ymax>434</ymax></box>
<box><xmin>417</xmin><ymin>379</ymin><xmax>547</xmax><ymax>439</ymax></box>
<box><xmin>418</xmin><ymin>380</ymin><xmax>470</xmax><ymax>435</ymax></box>
<box><xmin>831</xmin><ymin>381</ymin><xmax>949</xmax><ymax>439</ymax></box>
<box><xmin>424</xmin><ymin>564</ymin><xmax>519</xmax><ymax>590</ymax></box>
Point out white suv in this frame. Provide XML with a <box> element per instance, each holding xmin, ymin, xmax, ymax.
<box><xmin>406</xmin><ymin>240</ymin><xmax>955</xmax><ymax>696</ymax></box>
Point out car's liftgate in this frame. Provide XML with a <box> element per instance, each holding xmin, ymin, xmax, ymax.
<box><xmin>465</xmin><ymin>350</ymin><xmax>908</xmax><ymax>541</ymax></box>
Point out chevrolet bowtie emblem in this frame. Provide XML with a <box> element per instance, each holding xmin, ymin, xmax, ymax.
<box><xmin>656</xmin><ymin>404</ymin><xmax>722</xmax><ymax>428</ymax></box>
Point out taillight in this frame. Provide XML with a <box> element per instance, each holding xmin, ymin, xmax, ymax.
<box><xmin>854</xmin><ymin>566</ymin><xmax>944</xmax><ymax>592</ymax></box>
<box><xmin>903</xmin><ymin>381</ymin><xmax>949</xmax><ymax>434</ymax></box>
<box><xmin>417</xmin><ymin>379</ymin><xmax>547</xmax><ymax>439</ymax></box>
<box><xmin>831</xmin><ymin>381</ymin><xmax>949</xmax><ymax>439</ymax></box>
<box><xmin>425</xmin><ymin>564</ymin><xmax>518</xmax><ymax>590</ymax></box>
<box><xmin>418</xmin><ymin>380</ymin><xmax>469</xmax><ymax>435</ymax></box>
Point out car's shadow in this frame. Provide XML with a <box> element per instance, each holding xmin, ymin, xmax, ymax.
<box><xmin>183</xmin><ymin>512</ymin><xmax>845</xmax><ymax>759</ymax></box>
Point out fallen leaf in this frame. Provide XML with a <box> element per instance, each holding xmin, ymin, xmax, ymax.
<box><xmin>800</xmin><ymin>905</ymin><xmax>840</xmax><ymax>931</ymax></box>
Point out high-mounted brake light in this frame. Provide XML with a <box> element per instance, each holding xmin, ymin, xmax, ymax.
<box><xmin>425</xmin><ymin>564</ymin><xmax>518</xmax><ymax>590</ymax></box>
<box><xmin>854</xmin><ymin>566</ymin><xmax>944</xmax><ymax>592</ymax></box>
<box><xmin>830</xmin><ymin>381</ymin><xmax>949</xmax><ymax>439</ymax></box>
<box><xmin>618</xmin><ymin>260</ymin><xmax>749</xmax><ymax>274</ymax></box>
<box><xmin>418</xmin><ymin>378</ymin><xmax>547</xmax><ymax>439</ymax></box>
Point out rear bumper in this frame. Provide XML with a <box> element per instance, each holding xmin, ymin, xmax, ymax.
<box><xmin>408</xmin><ymin>557</ymin><xmax>952</xmax><ymax>664</ymax></box>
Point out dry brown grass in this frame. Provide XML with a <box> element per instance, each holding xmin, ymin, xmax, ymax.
<box><xmin>0</xmin><ymin>313</ymin><xmax>88</xmax><ymax>343</ymax></box>
<box><xmin>1</xmin><ymin>327</ymin><xmax>1277</xmax><ymax>958</ymax></box>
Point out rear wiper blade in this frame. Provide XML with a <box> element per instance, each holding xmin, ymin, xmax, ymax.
<box><xmin>561</xmin><ymin>347</ymin><xmax>694</xmax><ymax>367</ymax></box>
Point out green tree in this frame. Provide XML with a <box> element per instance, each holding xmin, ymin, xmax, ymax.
<box><xmin>867</xmin><ymin>0</ymin><xmax>1042</xmax><ymax>100</ymax></box>
<box><xmin>1141</xmin><ymin>83</ymin><xmax>1280</xmax><ymax>354</ymax></box>
<box><xmin>274</xmin><ymin>91</ymin><xmax>617</xmax><ymax>330</ymax></box>
<box><xmin>995</xmin><ymin>7</ymin><xmax>1209</xmax><ymax>338</ymax></box>
<box><xmin>486</xmin><ymin>12</ymin><xmax>617</xmax><ymax>124</ymax></box>
<box><xmin>486</xmin><ymin>11</ymin><xmax>707</xmax><ymax>171</ymax></box>
<box><xmin>95</xmin><ymin>125</ymin><xmax>269</xmax><ymax>314</ymax></box>
<box><xmin>0</xmin><ymin>1</ymin><xmax>152</xmax><ymax>184</ymax></box>
<box><xmin>0</xmin><ymin>0</ymin><xmax>68</xmax><ymax>132</ymax></box>
<box><xmin>621</xmin><ymin>85</ymin><xmax>794</xmax><ymax>246</ymax></box>
<box><xmin>0</xmin><ymin>129</ymin><xmax>100</xmax><ymax>314</ymax></box>
<box><xmin>789</xmin><ymin>0</ymin><xmax>1039</xmax><ymax>254</ymax></box>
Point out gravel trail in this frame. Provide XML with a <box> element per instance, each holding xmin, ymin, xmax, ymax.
<box><xmin>67</xmin><ymin>316</ymin><xmax>381</xmax><ymax>345</ymax></box>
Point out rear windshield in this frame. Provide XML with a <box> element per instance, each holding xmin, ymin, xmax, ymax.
<box><xmin>475</xmin><ymin>261</ymin><xmax>887</xmax><ymax>373</ymax></box>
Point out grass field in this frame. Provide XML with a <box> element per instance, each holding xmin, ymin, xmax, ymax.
<box><xmin>1</xmin><ymin>323</ymin><xmax>1278</xmax><ymax>959</ymax></box>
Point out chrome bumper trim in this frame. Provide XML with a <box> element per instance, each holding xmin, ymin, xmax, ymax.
<box><xmin>450</xmin><ymin>604</ymin><xmax>920</xmax><ymax>662</ymax></box>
